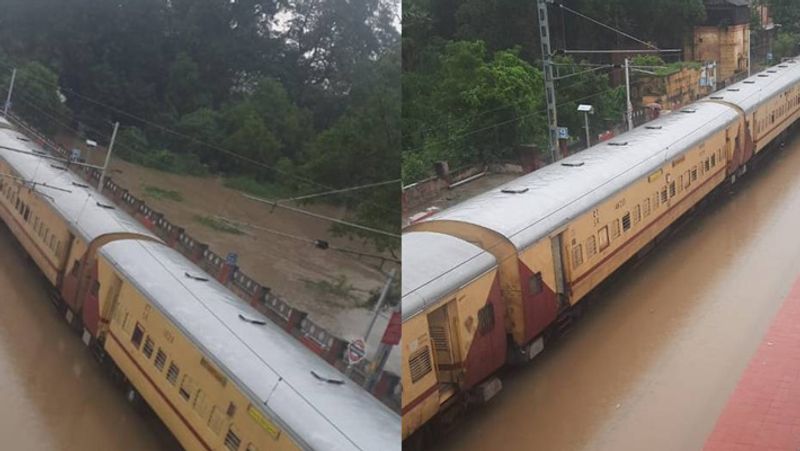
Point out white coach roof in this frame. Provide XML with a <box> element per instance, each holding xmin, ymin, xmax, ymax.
<box><xmin>402</xmin><ymin>231</ymin><xmax>496</xmax><ymax>321</ymax></box>
<box><xmin>0</xmin><ymin>126</ymin><xmax>155</xmax><ymax>242</ymax></box>
<box><xmin>100</xmin><ymin>239</ymin><xmax>400</xmax><ymax>451</ymax></box>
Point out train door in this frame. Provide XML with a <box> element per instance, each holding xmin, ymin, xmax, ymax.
<box><xmin>427</xmin><ymin>302</ymin><xmax>461</xmax><ymax>385</ymax></box>
<box><xmin>551</xmin><ymin>234</ymin><xmax>567</xmax><ymax>298</ymax></box>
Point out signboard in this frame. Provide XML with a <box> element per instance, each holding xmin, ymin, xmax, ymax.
<box><xmin>347</xmin><ymin>338</ymin><xmax>367</xmax><ymax>365</ymax></box>
<box><xmin>226</xmin><ymin>252</ymin><xmax>238</xmax><ymax>266</ymax></box>
<box><xmin>558</xmin><ymin>127</ymin><xmax>569</xmax><ymax>139</ymax></box>
<box><xmin>381</xmin><ymin>311</ymin><xmax>401</xmax><ymax>345</ymax></box>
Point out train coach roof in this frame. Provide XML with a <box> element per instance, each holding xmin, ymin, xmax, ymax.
<box><xmin>99</xmin><ymin>240</ymin><xmax>400</xmax><ymax>451</ymax></box>
<box><xmin>403</xmin><ymin>231</ymin><xmax>496</xmax><ymax>321</ymax></box>
<box><xmin>417</xmin><ymin>101</ymin><xmax>738</xmax><ymax>251</ymax></box>
<box><xmin>0</xmin><ymin>128</ymin><xmax>155</xmax><ymax>243</ymax></box>
<box><xmin>703</xmin><ymin>57</ymin><xmax>800</xmax><ymax>112</ymax></box>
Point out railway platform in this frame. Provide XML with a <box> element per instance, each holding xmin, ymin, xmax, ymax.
<box><xmin>704</xmin><ymin>275</ymin><xmax>800</xmax><ymax>450</ymax></box>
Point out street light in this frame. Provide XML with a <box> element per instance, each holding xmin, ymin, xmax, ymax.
<box><xmin>578</xmin><ymin>104</ymin><xmax>594</xmax><ymax>149</ymax></box>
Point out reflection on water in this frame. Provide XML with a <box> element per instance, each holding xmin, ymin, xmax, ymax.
<box><xmin>0</xmin><ymin>227</ymin><xmax>178</xmax><ymax>451</ymax></box>
<box><xmin>437</xmin><ymin>139</ymin><xmax>800</xmax><ymax>451</ymax></box>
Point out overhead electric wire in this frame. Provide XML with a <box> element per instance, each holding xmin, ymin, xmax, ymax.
<box><xmin>555</xmin><ymin>2</ymin><xmax>660</xmax><ymax>51</ymax></box>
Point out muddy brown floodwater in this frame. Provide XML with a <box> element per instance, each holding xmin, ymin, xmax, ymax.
<box><xmin>437</xmin><ymin>137</ymin><xmax>800</xmax><ymax>451</ymax></box>
<box><xmin>0</xmin><ymin>227</ymin><xmax>179</xmax><ymax>450</ymax></box>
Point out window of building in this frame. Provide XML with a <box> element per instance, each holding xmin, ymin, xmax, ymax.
<box><xmin>598</xmin><ymin>226</ymin><xmax>610</xmax><ymax>251</ymax></box>
<box><xmin>477</xmin><ymin>304</ymin><xmax>495</xmax><ymax>336</ymax></box>
<box><xmin>167</xmin><ymin>362</ymin><xmax>180</xmax><ymax>385</ymax></box>
<box><xmin>154</xmin><ymin>349</ymin><xmax>167</xmax><ymax>371</ymax></box>
<box><xmin>131</xmin><ymin>323</ymin><xmax>144</xmax><ymax>349</ymax></box>
<box><xmin>622</xmin><ymin>212</ymin><xmax>631</xmax><ymax>232</ymax></box>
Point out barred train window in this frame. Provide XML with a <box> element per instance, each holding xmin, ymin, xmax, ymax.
<box><xmin>224</xmin><ymin>427</ymin><xmax>242</xmax><ymax>451</ymax></box>
<box><xmin>167</xmin><ymin>362</ymin><xmax>180</xmax><ymax>385</ymax></box>
<box><xmin>408</xmin><ymin>346</ymin><xmax>433</xmax><ymax>383</ymax></box>
<box><xmin>643</xmin><ymin>198</ymin><xmax>651</xmax><ymax>217</ymax></box>
<box><xmin>572</xmin><ymin>244</ymin><xmax>583</xmax><ymax>268</ymax></box>
<box><xmin>691</xmin><ymin>167</ymin><xmax>698</xmax><ymax>182</ymax></box>
<box><xmin>622</xmin><ymin>213</ymin><xmax>631</xmax><ymax>232</ymax></box>
<box><xmin>586</xmin><ymin>235</ymin><xmax>597</xmax><ymax>258</ymax></box>
<box><xmin>633</xmin><ymin>205</ymin><xmax>641</xmax><ymax>224</ymax></box>
<box><xmin>142</xmin><ymin>336</ymin><xmax>154</xmax><ymax>358</ymax></box>
<box><xmin>669</xmin><ymin>181</ymin><xmax>676</xmax><ymax>198</ymax></box>
<box><xmin>610</xmin><ymin>219</ymin><xmax>621</xmax><ymax>240</ymax></box>
<box><xmin>477</xmin><ymin>304</ymin><xmax>495</xmax><ymax>336</ymax></box>
<box><xmin>154</xmin><ymin>349</ymin><xmax>167</xmax><ymax>371</ymax></box>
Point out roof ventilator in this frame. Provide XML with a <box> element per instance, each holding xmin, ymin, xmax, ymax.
<box><xmin>501</xmin><ymin>187</ymin><xmax>529</xmax><ymax>194</ymax></box>
<box><xmin>95</xmin><ymin>202</ymin><xmax>115</xmax><ymax>209</ymax></box>
<box><xmin>645</xmin><ymin>125</ymin><xmax>663</xmax><ymax>130</ymax></box>
<box><xmin>727</xmin><ymin>88</ymin><xmax>740</xmax><ymax>92</ymax></box>
<box><xmin>608</xmin><ymin>141</ymin><xmax>629</xmax><ymax>146</ymax></box>
<box><xmin>768</xmin><ymin>70</ymin><xmax>777</xmax><ymax>73</ymax></box>
<box><xmin>16</xmin><ymin>136</ymin><xmax>30</xmax><ymax>142</ymax></box>
<box><xmin>710</xmin><ymin>96</ymin><xmax>724</xmax><ymax>100</ymax></box>
<box><xmin>237</xmin><ymin>314</ymin><xmax>267</xmax><ymax>326</ymax></box>
<box><xmin>184</xmin><ymin>272</ymin><xmax>209</xmax><ymax>282</ymax></box>
<box><xmin>311</xmin><ymin>370</ymin><xmax>345</xmax><ymax>385</ymax></box>
<box><xmin>743</xmin><ymin>80</ymin><xmax>756</xmax><ymax>84</ymax></box>
<box><xmin>561</xmin><ymin>162</ymin><xmax>585</xmax><ymax>167</ymax></box>
<box><xmin>758</xmin><ymin>74</ymin><xmax>769</xmax><ymax>77</ymax></box>
<box><xmin>72</xmin><ymin>182</ymin><xmax>89</xmax><ymax>188</ymax></box>
<box><xmin>50</xmin><ymin>164</ymin><xmax>67</xmax><ymax>171</ymax></box>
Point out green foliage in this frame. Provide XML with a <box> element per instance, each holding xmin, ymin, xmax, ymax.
<box><xmin>767</xmin><ymin>0</ymin><xmax>800</xmax><ymax>34</ymax></box>
<box><xmin>223</xmin><ymin>176</ymin><xmax>293</xmax><ymax>200</ymax></box>
<box><xmin>773</xmin><ymin>32</ymin><xmax>800</xmax><ymax>61</ymax></box>
<box><xmin>194</xmin><ymin>215</ymin><xmax>244</xmax><ymax>235</ymax></box>
<box><xmin>403</xmin><ymin>40</ymin><xmax>545</xmax><ymax>182</ymax></box>
<box><xmin>0</xmin><ymin>0</ymin><xmax>400</xmax><ymax>251</ymax></box>
<box><xmin>143</xmin><ymin>185</ymin><xmax>184</xmax><ymax>202</ymax></box>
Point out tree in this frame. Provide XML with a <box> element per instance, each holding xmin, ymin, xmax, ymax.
<box><xmin>11</xmin><ymin>62</ymin><xmax>71</xmax><ymax>135</ymax></box>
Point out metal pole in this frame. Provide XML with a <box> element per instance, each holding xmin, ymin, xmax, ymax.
<box><xmin>4</xmin><ymin>68</ymin><xmax>16</xmax><ymax>117</ymax></box>
<box><xmin>537</xmin><ymin>0</ymin><xmax>560</xmax><ymax>163</ymax></box>
<box><xmin>364</xmin><ymin>268</ymin><xmax>396</xmax><ymax>341</ymax></box>
<box><xmin>584</xmin><ymin>112</ymin><xmax>591</xmax><ymax>149</ymax></box>
<box><xmin>625</xmin><ymin>58</ymin><xmax>634</xmax><ymax>131</ymax></box>
<box><xmin>98</xmin><ymin>121</ymin><xmax>119</xmax><ymax>193</ymax></box>
<box><xmin>748</xmin><ymin>26</ymin><xmax>752</xmax><ymax>76</ymax></box>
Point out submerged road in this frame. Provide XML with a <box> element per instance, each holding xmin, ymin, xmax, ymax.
<box><xmin>0</xmin><ymin>226</ymin><xmax>177</xmax><ymax>450</ymax></box>
<box><xmin>437</xmin><ymin>135</ymin><xmax>800</xmax><ymax>451</ymax></box>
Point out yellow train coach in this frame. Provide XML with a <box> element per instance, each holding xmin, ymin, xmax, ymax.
<box><xmin>402</xmin><ymin>58</ymin><xmax>800</xmax><ymax>445</ymax></box>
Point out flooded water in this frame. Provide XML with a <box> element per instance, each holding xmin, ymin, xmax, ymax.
<box><xmin>437</xmin><ymin>137</ymin><xmax>800</xmax><ymax>451</ymax></box>
<box><xmin>0</xmin><ymin>227</ymin><xmax>178</xmax><ymax>450</ymax></box>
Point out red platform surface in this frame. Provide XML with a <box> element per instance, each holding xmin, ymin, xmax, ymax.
<box><xmin>704</xmin><ymin>278</ymin><xmax>800</xmax><ymax>450</ymax></box>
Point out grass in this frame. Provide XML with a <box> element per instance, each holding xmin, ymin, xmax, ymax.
<box><xmin>193</xmin><ymin>215</ymin><xmax>244</xmax><ymax>235</ymax></box>
<box><xmin>223</xmin><ymin>175</ymin><xmax>293</xmax><ymax>200</ymax></box>
<box><xmin>302</xmin><ymin>275</ymin><xmax>359</xmax><ymax>303</ymax></box>
<box><xmin>143</xmin><ymin>185</ymin><xmax>184</xmax><ymax>202</ymax></box>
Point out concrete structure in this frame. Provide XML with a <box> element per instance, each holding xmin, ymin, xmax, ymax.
<box><xmin>634</xmin><ymin>64</ymin><xmax>716</xmax><ymax>112</ymax></box>
<box><xmin>684</xmin><ymin>0</ymin><xmax>750</xmax><ymax>82</ymax></box>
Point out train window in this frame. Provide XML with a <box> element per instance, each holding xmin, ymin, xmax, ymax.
<box><xmin>622</xmin><ymin>213</ymin><xmax>631</xmax><ymax>232</ymax></box>
<box><xmin>408</xmin><ymin>346</ymin><xmax>433</xmax><ymax>383</ymax></box>
<box><xmin>154</xmin><ymin>349</ymin><xmax>167</xmax><ymax>371</ymax></box>
<box><xmin>55</xmin><ymin>241</ymin><xmax>60</xmax><ymax>258</ymax></box>
<box><xmin>15</xmin><ymin>198</ymin><xmax>19</xmax><ymax>211</ymax></box>
<box><xmin>661</xmin><ymin>187</ymin><xmax>668</xmax><ymax>204</ymax></box>
<box><xmin>633</xmin><ymin>205</ymin><xmax>641</xmax><ymax>224</ymax></box>
<box><xmin>224</xmin><ymin>427</ymin><xmax>242</xmax><ymax>451</ymax></box>
<box><xmin>704</xmin><ymin>159</ymin><xmax>710</xmax><ymax>172</ymax></box>
<box><xmin>691</xmin><ymin>167</ymin><xmax>698</xmax><ymax>182</ymax></box>
<box><xmin>478</xmin><ymin>304</ymin><xmax>495</xmax><ymax>336</ymax></box>
<box><xmin>643</xmin><ymin>198</ymin><xmax>651</xmax><ymax>217</ymax></box>
<box><xmin>529</xmin><ymin>273</ymin><xmax>543</xmax><ymax>295</ymax></box>
<box><xmin>142</xmin><ymin>336</ymin><xmax>154</xmax><ymax>358</ymax></box>
<box><xmin>586</xmin><ymin>235</ymin><xmax>597</xmax><ymax>258</ymax></box>
<box><xmin>669</xmin><ymin>182</ymin><xmax>676</xmax><ymax>198</ymax></box>
<box><xmin>610</xmin><ymin>219</ymin><xmax>621</xmax><ymax>240</ymax></box>
<box><xmin>572</xmin><ymin>244</ymin><xmax>583</xmax><ymax>268</ymax></box>
<box><xmin>131</xmin><ymin>323</ymin><xmax>144</xmax><ymax>349</ymax></box>
<box><xmin>683</xmin><ymin>171</ymin><xmax>690</xmax><ymax>189</ymax></box>
<box><xmin>70</xmin><ymin>260</ymin><xmax>80</xmax><ymax>276</ymax></box>
<box><xmin>90</xmin><ymin>281</ymin><xmax>100</xmax><ymax>296</ymax></box>
<box><xmin>711</xmin><ymin>154</ymin><xmax>716</xmax><ymax>167</ymax></box>
<box><xmin>167</xmin><ymin>362</ymin><xmax>180</xmax><ymax>385</ymax></box>
<box><xmin>49</xmin><ymin>234</ymin><xmax>55</xmax><ymax>250</ymax></box>
<box><xmin>598</xmin><ymin>227</ymin><xmax>610</xmax><ymax>250</ymax></box>
<box><xmin>179</xmin><ymin>375</ymin><xmax>193</xmax><ymax>401</ymax></box>
<box><xmin>33</xmin><ymin>217</ymin><xmax>38</xmax><ymax>230</ymax></box>
<box><xmin>23</xmin><ymin>206</ymin><xmax>29</xmax><ymax>222</ymax></box>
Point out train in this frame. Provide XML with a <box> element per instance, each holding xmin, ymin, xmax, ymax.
<box><xmin>0</xmin><ymin>116</ymin><xmax>400</xmax><ymax>450</ymax></box>
<box><xmin>401</xmin><ymin>57</ymin><xmax>800</xmax><ymax>444</ymax></box>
